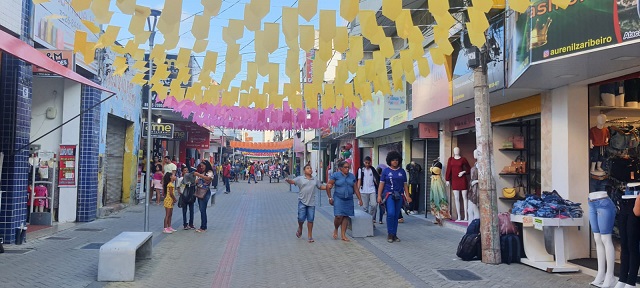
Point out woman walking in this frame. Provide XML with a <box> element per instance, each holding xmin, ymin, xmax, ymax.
<box><xmin>194</xmin><ymin>160</ymin><xmax>214</xmax><ymax>233</ymax></box>
<box><xmin>377</xmin><ymin>151</ymin><xmax>412</xmax><ymax>243</ymax></box>
<box><xmin>326</xmin><ymin>160</ymin><xmax>363</xmax><ymax>242</ymax></box>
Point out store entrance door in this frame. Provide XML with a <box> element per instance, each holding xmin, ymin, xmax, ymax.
<box><xmin>105</xmin><ymin>115</ymin><xmax>127</xmax><ymax>205</ymax></box>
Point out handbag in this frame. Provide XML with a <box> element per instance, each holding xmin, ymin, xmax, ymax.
<box><xmin>502</xmin><ymin>187</ymin><xmax>516</xmax><ymax>198</ymax></box>
<box><xmin>511</xmin><ymin>155</ymin><xmax>526</xmax><ymax>174</ymax></box>
<box><xmin>514</xmin><ymin>177</ymin><xmax>526</xmax><ymax>199</ymax></box>
<box><xmin>509</xmin><ymin>135</ymin><xmax>525</xmax><ymax>149</ymax></box>
<box><xmin>194</xmin><ymin>186</ymin><xmax>208</xmax><ymax>199</ymax></box>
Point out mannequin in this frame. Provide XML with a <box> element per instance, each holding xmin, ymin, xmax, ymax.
<box><xmin>429</xmin><ymin>158</ymin><xmax>450</xmax><ymax>226</ymax></box>
<box><xmin>406</xmin><ymin>161</ymin><xmax>423</xmax><ymax>214</ymax></box>
<box><xmin>589</xmin><ymin>114</ymin><xmax>609</xmax><ymax>176</ymax></box>
<box><xmin>615</xmin><ymin>192</ymin><xmax>640</xmax><ymax>288</ymax></box>
<box><xmin>446</xmin><ymin>147</ymin><xmax>470</xmax><ymax>222</ymax></box>
<box><xmin>588</xmin><ymin>191</ymin><xmax>616</xmax><ymax>287</ymax></box>
<box><xmin>467</xmin><ymin>149</ymin><xmax>481</xmax><ymax>221</ymax></box>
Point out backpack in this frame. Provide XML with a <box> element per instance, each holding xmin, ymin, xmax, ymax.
<box><xmin>456</xmin><ymin>233</ymin><xmax>482</xmax><ymax>261</ymax></box>
<box><xmin>181</xmin><ymin>185</ymin><xmax>197</xmax><ymax>204</ymax></box>
<box><xmin>500</xmin><ymin>234</ymin><xmax>522</xmax><ymax>264</ymax></box>
<box><xmin>467</xmin><ymin>219</ymin><xmax>480</xmax><ymax>234</ymax></box>
<box><xmin>498</xmin><ymin>212</ymin><xmax>518</xmax><ymax>235</ymax></box>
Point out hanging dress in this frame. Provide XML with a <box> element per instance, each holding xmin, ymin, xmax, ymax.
<box><xmin>430</xmin><ymin>162</ymin><xmax>450</xmax><ymax>222</ymax></box>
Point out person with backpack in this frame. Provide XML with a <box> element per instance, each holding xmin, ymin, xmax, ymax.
<box><xmin>178</xmin><ymin>166</ymin><xmax>196</xmax><ymax>230</ymax></box>
<box><xmin>357</xmin><ymin>156</ymin><xmax>380</xmax><ymax>225</ymax></box>
<box><xmin>377</xmin><ymin>151</ymin><xmax>412</xmax><ymax>243</ymax></box>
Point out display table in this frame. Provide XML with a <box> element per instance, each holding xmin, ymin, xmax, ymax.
<box><xmin>510</xmin><ymin>214</ymin><xmax>583</xmax><ymax>273</ymax></box>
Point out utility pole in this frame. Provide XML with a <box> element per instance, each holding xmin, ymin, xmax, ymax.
<box><xmin>473</xmin><ymin>46</ymin><xmax>501</xmax><ymax>264</ymax></box>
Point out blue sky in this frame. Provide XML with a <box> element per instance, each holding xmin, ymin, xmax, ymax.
<box><xmin>110</xmin><ymin>0</ymin><xmax>343</xmax><ymax>91</ymax></box>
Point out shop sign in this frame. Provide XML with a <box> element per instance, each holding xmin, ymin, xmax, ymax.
<box><xmin>491</xmin><ymin>94</ymin><xmax>541</xmax><ymax>123</ymax></box>
<box><xmin>383</xmin><ymin>88</ymin><xmax>407</xmax><ymax>118</ymax></box>
<box><xmin>33</xmin><ymin>1</ymin><xmax>99</xmax><ymax>74</ymax></box>
<box><xmin>359</xmin><ymin>138</ymin><xmax>374</xmax><ymax>148</ymax></box>
<box><xmin>304</xmin><ymin>49</ymin><xmax>315</xmax><ymax>83</ymax></box>
<box><xmin>533</xmin><ymin>217</ymin><xmax>544</xmax><ymax>231</ymax></box>
<box><xmin>58</xmin><ymin>144</ymin><xmax>77</xmax><ymax>187</ymax></box>
<box><xmin>173</xmin><ymin>131</ymin><xmax>187</xmax><ymax>141</ymax></box>
<box><xmin>522</xmin><ymin>216</ymin><xmax>534</xmax><ymax>227</ymax></box>
<box><xmin>450</xmin><ymin>113</ymin><xmax>475</xmax><ymax>132</ymax></box>
<box><xmin>418</xmin><ymin>123</ymin><xmax>439</xmax><ymax>139</ymax></box>
<box><xmin>412</xmin><ymin>52</ymin><xmax>452</xmax><ymax>118</ymax></box>
<box><xmin>311</xmin><ymin>141</ymin><xmax>329</xmax><ymax>150</ymax></box>
<box><xmin>142</xmin><ymin>122</ymin><xmax>175</xmax><ymax>139</ymax></box>
<box><xmin>509</xmin><ymin>0</ymin><xmax>640</xmax><ymax>85</ymax></box>
<box><xmin>185</xmin><ymin>127</ymin><xmax>210</xmax><ymax>149</ymax></box>
<box><xmin>33</xmin><ymin>50</ymin><xmax>75</xmax><ymax>76</ymax></box>
<box><xmin>453</xmin><ymin>19</ymin><xmax>505</xmax><ymax>104</ymax></box>
<box><xmin>388</xmin><ymin>110</ymin><xmax>408</xmax><ymax>127</ymax></box>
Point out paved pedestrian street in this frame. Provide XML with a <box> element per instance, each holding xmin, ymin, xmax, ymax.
<box><xmin>0</xmin><ymin>181</ymin><xmax>594</xmax><ymax>287</ymax></box>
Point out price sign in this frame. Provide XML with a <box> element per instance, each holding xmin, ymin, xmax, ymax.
<box><xmin>522</xmin><ymin>216</ymin><xmax>533</xmax><ymax>227</ymax></box>
<box><xmin>534</xmin><ymin>218</ymin><xmax>544</xmax><ymax>231</ymax></box>
<box><xmin>58</xmin><ymin>144</ymin><xmax>77</xmax><ymax>187</ymax></box>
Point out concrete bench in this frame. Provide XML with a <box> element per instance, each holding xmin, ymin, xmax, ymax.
<box><xmin>348</xmin><ymin>209</ymin><xmax>374</xmax><ymax>238</ymax></box>
<box><xmin>98</xmin><ymin>232</ymin><xmax>153</xmax><ymax>282</ymax></box>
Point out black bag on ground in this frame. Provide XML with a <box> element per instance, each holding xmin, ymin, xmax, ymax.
<box><xmin>467</xmin><ymin>219</ymin><xmax>480</xmax><ymax>234</ymax></box>
<box><xmin>181</xmin><ymin>185</ymin><xmax>196</xmax><ymax>204</ymax></box>
<box><xmin>500</xmin><ymin>234</ymin><xmax>522</xmax><ymax>264</ymax></box>
<box><xmin>456</xmin><ymin>233</ymin><xmax>482</xmax><ymax>261</ymax></box>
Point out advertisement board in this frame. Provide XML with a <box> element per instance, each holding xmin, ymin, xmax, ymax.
<box><xmin>418</xmin><ymin>123</ymin><xmax>439</xmax><ymax>139</ymax></box>
<box><xmin>356</xmin><ymin>92</ymin><xmax>385</xmax><ymax>137</ymax></box>
<box><xmin>453</xmin><ymin>20</ymin><xmax>505</xmax><ymax>104</ymax></box>
<box><xmin>58</xmin><ymin>144</ymin><xmax>77</xmax><ymax>187</ymax></box>
<box><xmin>411</xmin><ymin>52</ymin><xmax>452</xmax><ymax>118</ymax></box>
<box><xmin>142</xmin><ymin>54</ymin><xmax>194</xmax><ymax>109</ymax></box>
<box><xmin>508</xmin><ymin>0</ymin><xmax>640</xmax><ymax>85</ymax></box>
<box><xmin>142</xmin><ymin>122</ymin><xmax>175</xmax><ymax>139</ymax></box>
<box><xmin>383</xmin><ymin>88</ymin><xmax>407</xmax><ymax>118</ymax></box>
<box><xmin>185</xmin><ymin>126</ymin><xmax>210</xmax><ymax>149</ymax></box>
<box><xmin>33</xmin><ymin>0</ymin><xmax>99</xmax><ymax>73</ymax></box>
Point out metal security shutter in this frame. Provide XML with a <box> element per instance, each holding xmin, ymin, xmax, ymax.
<box><xmin>105</xmin><ymin>115</ymin><xmax>127</xmax><ymax>205</ymax></box>
<box><xmin>424</xmin><ymin>139</ymin><xmax>440</xmax><ymax>216</ymax></box>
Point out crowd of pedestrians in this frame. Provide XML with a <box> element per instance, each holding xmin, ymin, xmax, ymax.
<box><xmin>145</xmin><ymin>151</ymin><xmax>412</xmax><ymax>243</ymax></box>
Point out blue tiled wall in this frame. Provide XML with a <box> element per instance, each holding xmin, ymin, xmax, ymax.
<box><xmin>77</xmin><ymin>82</ymin><xmax>101</xmax><ymax>222</ymax></box>
<box><xmin>0</xmin><ymin>56</ymin><xmax>33</xmax><ymax>244</ymax></box>
<box><xmin>0</xmin><ymin>0</ymin><xmax>34</xmax><ymax>244</ymax></box>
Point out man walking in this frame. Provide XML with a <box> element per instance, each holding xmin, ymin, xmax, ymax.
<box><xmin>357</xmin><ymin>156</ymin><xmax>380</xmax><ymax>225</ymax></box>
<box><xmin>223</xmin><ymin>161</ymin><xmax>232</xmax><ymax>194</ymax></box>
<box><xmin>164</xmin><ymin>156</ymin><xmax>177</xmax><ymax>175</ymax></box>
<box><xmin>248</xmin><ymin>162</ymin><xmax>258</xmax><ymax>183</ymax></box>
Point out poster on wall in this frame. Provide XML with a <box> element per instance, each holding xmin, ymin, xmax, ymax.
<box><xmin>32</xmin><ymin>0</ymin><xmax>99</xmax><ymax>73</ymax></box>
<box><xmin>58</xmin><ymin>144</ymin><xmax>77</xmax><ymax>187</ymax></box>
<box><xmin>185</xmin><ymin>127</ymin><xmax>210</xmax><ymax>149</ymax></box>
<box><xmin>511</xmin><ymin>0</ymin><xmax>640</xmax><ymax>68</ymax></box>
<box><xmin>32</xmin><ymin>49</ymin><xmax>75</xmax><ymax>76</ymax></box>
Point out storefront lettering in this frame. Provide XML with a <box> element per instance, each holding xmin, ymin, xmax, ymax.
<box><xmin>530</xmin><ymin>0</ymin><xmax>584</xmax><ymax>18</ymax></box>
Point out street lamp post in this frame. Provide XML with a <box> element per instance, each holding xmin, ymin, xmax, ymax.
<box><xmin>144</xmin><ymin>9</ymin><xmax>161</xmax><ymax>232</ymax></box>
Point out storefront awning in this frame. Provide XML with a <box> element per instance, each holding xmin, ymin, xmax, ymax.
<box><xmin>0</xmin><ymin>29</ymin><xmax>112</xmax><ymax>93</ymax></box>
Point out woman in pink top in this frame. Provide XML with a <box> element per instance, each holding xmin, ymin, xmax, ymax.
<box><xmin>152</xmin><ymin>164</ymin><xmax>164</xmax><ymax>205</ymax></box>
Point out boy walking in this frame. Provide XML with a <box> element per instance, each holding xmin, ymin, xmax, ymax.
<box><xmin>357</xmin><ymin>156</ymin><xmax>380</xmax><ymax>225</ymax></box>
<box><xmin>286</xmin><ymin>164</ymin><xmax>326</xmax><ymax>243</ymax></box>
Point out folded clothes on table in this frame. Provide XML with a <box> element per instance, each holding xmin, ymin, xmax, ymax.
<box><xmin>511</xmin><ymin>190</ymin><xmax>583</xmax><ymax>218</ymax></box>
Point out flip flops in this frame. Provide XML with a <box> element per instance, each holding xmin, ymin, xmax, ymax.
<box><xmin>296</xmin><ymin>229</ymin><xmax>302</xmax><ymax>238</ymax></box>
<box><xmin>308</xmin><ymin>238</ymin><xmax>314</xmax><ymax>243</ymax></box>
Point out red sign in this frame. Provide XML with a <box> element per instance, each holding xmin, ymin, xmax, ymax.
<box><xmin>418</xmin><ymin>123</ymin><xmax>439</xmax><ymax>139</ymax></box>
<box><xmin>185</xmin><ymin>127</ymin><xmax>210</xmax><ymax>149</ymax></box>
<box><xmin>58</xmin><ymin>144</ymin><xmax>77</xmax><ymax>186</ymax></box>
<box><xmin>304</xmin><ymin>50</ymin><xmax>315</xmax><ymax>83</ymax></box>
<box><xmin>33</xmin><ymin>49</ymin><xmax>74</xmax><ymax>75</ymax></box>
<box><xmin>449</xmin><ymin>113</ymin><xmax>475</xmax><ymax>132</ymax></box>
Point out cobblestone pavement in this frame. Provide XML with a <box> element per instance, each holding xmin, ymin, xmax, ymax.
<box><xmin>0</xmin><ymin>180</ymin><xmax>595</xmax><ymax>287</ymax></box>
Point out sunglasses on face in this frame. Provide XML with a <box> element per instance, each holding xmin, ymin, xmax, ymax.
<box><xmin>341</xmin><ymin>166</ymin><xmax>350</xmax><ymax>169</ymax></box>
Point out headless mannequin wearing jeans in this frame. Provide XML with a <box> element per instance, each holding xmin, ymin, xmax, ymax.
<box><xmin>588</xmin><ymin>191</ymin><xmax>616</xmax><ymax>288</ymax></box>
<box><xmin>616</xmin><ymin>196</ymin><xmax>640</xmax><ymax>288</ymax></box>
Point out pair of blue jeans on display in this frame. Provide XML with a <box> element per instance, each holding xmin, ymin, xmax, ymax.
<box><xmin>197</xmin><ymin>191</ymin><xmax>211</xmax><ymax>230</ymax></box>
<box><xmin>588</xmin><ymin>197</ymin><xmax>615</xmax><ymax>235</ymax></box>
<box><xmin>385</xmin><ymin>196</ymin><xmax>403</xmax><ymax>236</ymax></box>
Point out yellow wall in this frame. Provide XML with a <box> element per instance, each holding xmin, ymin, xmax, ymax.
<box><xmin>121</xmin><ymin>123</ymin><xmax>137</xmax><ymax>203</ymax></box>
